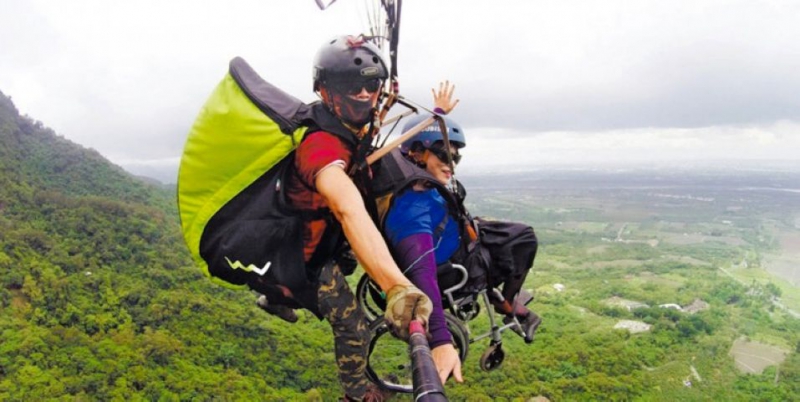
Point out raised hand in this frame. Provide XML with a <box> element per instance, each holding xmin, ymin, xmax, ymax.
<box><xmin>432</xmin><ymin>80</ymin><xmax>460</xmax><ymax>115</ymax></box>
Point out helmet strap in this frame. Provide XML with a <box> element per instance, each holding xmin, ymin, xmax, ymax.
<box><xmin>432</xmin><ymin>115</ymin><xmax>456</xmax><ymax>191</ymax></box>
<box><xmin>319</xmin><ymin>87</ymin><xmax>334</xmax><ymax>112</ymax></box>
<box><xmin>408</xmin><ymin>149</ymin><xmax>428</xmax><ymax>169</ymax></box>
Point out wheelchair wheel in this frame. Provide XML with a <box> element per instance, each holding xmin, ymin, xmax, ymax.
<box><xmin>452</xmin><ymin>296</ymin><xmax>481</xmax><ymax>322</ymax></box>
<box><xmin>479</xmin><ymin>341</ymin><xmax>505</xmax><ymax>371</ymax></box>
<box><xmin>356</xmin><ymin>274</ymin><xmax>386</xmax><ymax>324</ymax></box>
<box><xmin>366</xmin><ymin>312</ymin><xmax>470</xmax><ymax>393</ymax></box>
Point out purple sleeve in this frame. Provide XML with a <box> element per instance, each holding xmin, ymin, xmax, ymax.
<box><xmin>394</xmin><ymin>233</ymin><xmax>452</xmax><ymax>348</ymax></box>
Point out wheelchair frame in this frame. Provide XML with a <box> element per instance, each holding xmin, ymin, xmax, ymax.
<box><xmin>356</xmin><ymin>264</ymin><xmax>529</xmax><ymax>393</ymax></box>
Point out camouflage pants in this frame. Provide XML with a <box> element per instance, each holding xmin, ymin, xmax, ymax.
<box><xmin>317</xmin><ymin>262</ymin><xmax>370</xmax><ymax>399</ymax></box>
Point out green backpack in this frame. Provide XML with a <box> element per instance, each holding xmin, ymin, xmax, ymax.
<box><xmin>178</xmin><ymin>57</ymin><xmax>357</xmax><ymax>299</ymax></box>
<box><xmin>178</xmin><ymin>57</ymin><xmax>305</xmax><ymax>289</ymax></box>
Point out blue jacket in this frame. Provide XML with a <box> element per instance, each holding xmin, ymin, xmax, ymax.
<box><xmin>384</xmin><ymin>187</ymin><xmax>460</xmax><ymax>265</ymax></box>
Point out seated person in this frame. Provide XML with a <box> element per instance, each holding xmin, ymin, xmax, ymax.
<box><xmin>381</xmin><ymin>90</ymin><xmax>541</xmax><ymax>385</ymax></box>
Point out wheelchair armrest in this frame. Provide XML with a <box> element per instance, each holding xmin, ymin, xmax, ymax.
<box><xmin>441</xmin><ymin>263</ymin><xmax>469</xmax><ymax>308</ymax></box>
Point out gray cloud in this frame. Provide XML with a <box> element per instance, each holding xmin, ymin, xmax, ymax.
<box><xmin>1</xmin><ymin>0</ymin><xmax>798</xmax><ymax>183</ymax></box>
<box><xmin>399</xmin><ymin>0</ymin><xmax>800</xmax><ymax>132</ymax></box>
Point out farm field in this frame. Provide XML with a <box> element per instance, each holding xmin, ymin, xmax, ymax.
<box><xmin>429</xmin><ymin>166</ymin><xmax>800</xmax><ymax>400</ymax></box>
<box><xmin>461</xmin><ymin>167</ymin><xmax>800</xmax><ymax>314</ymax></box>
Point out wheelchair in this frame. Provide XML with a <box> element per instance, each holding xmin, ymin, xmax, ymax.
<box><xmin>356</xmin><ymin>262</ymin><xmax>534</xmax><ymax>393</ymax></box>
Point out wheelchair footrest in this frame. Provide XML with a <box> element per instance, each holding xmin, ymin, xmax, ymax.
<box><xmin>516</xmin><ymin>289</ymin><xmax>534</xmax><ymax>306</ymax></box>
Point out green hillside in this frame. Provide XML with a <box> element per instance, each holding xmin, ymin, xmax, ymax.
<box><xmin>1</xmin><ymin>89</ymin><xmax>798</xmax><ymax>401</ymax></box>
<box><xmin>0</xmin><ymin>91</ymin><xmax>342</xmax><ymax>400</ymax></box>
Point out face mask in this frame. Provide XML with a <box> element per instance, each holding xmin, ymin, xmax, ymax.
<box><xmin>330</xmin><ymin>91</ymin><xmax>378</xmax><ymax>126</ymax></box>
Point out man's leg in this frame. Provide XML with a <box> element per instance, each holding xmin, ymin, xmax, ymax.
<box><xmin>317</xmin><ymin>261</ymin><xmax>371</xmax><ymax>400</ymax></box>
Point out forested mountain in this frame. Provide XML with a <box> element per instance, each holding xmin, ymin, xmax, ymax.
<box><xmin>0</xmin><ymin>91</ymin><xmax>341</xmax><ymax>400</ymax></box>
<box><xmin>0</xmin><ymin>94</ymin><xmax>171</xmax><ymax>209</ymax></box>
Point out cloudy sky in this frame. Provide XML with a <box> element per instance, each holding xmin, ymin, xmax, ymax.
<box><xmin>2</xmin><ymin>0</ymin><xmax>799</xmax><ymax>182</ymax></box>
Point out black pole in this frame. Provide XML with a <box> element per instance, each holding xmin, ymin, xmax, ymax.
<box><xmin>408</xmin><ymin>320</ymin><xmax>448</xmax><ymax>401</ymax></box>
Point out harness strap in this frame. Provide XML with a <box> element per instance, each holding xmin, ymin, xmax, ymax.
<box><xmin>432</xmin><ymin>207</ymin><xmax>450</xmax><ymax>239</ymax></box>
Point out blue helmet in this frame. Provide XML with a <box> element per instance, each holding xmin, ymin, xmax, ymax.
<box><xmin>400</xmin><ymin>114</ymin><xmax>466</xmax><ymax>153</ymax></box>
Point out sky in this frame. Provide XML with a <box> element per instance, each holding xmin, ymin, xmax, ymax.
<box><xmin>2</xmin><ymin>0</ymin><xmax>799</xmax><ymax>183</ymax></box>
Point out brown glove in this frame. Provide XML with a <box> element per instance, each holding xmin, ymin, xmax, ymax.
<box><xmin>384</xmin><ymin>284</ymin><xmax>433</xmax><ymax>340</ymax></box>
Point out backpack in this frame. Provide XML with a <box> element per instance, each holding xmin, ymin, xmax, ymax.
<box><xmin>178</xmin><ymin>57</ymin><xmax>358</xmax><ymax>305</ymax></box>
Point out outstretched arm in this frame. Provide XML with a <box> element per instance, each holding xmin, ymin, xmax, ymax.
<box><xmin>317</xmin><ymin>166</ymin><xmax>410</xmax><ymax>290</ymax></box>
<box><xmin>394</xmin><ymin>233</ymin><xmax>464</xmax><ymax>385</ymax></box>
<box><xmin>316</xmin><ymin>166</ymin><xmax>432</xmax><ymax>339</ymax></box>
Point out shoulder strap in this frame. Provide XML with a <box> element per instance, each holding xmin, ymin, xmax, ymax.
<box><xmin>298</xmin><ymin>102</ymin><xmax>358</xmax><ymax>146</ymax></box>
<box><xmin>298</xmin><ymin>102</ymin><xmax>372</xmax><ymax>180</ymax></box>
<box><xmin>451</xmin><ymin>178</ymin><xmax>480</xmax><ymax>251</ymax></box>
<box><xmin>433</xmin><ymin>209</ymin><xmax>450</xmax><ymax>239</ymax></box>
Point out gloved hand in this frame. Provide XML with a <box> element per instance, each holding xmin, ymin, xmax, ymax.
<box><xmin>384</xmin><ymin>284</ymin><xmax>433</xmax><ymax>340</ymax></box>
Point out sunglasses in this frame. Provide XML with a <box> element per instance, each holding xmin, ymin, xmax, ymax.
<box><xmin>428</xmin><ymin>145</ymin><xmax>462</xmax><ymax>165</ymax></box>
<box><xmin>335</xmin><ymin>78</ymin><xmax>383</xmax><ymax>95</ymax></box>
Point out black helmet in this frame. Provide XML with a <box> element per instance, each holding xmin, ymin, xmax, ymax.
<box><xmin>313</xmin><ymin>35</ymin><xmax>389</xmax><ymax>92</ymax></box>
<box><xmin>400</xmin><ymin>114</ymin><xmax>467</xmax><ymax>153</ymax></box>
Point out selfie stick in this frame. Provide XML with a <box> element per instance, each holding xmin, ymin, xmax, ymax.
<box><xmin>409</xmin><ymin>320</ymin><xmax>448</xmax><ymax>401</ymax></box>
